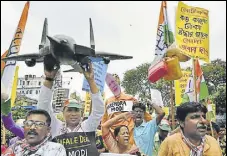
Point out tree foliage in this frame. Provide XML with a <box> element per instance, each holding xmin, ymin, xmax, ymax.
<box><xmin>202</xmin><ymin>59</ymin><xmax>226</xmax><ymax>93</ymax></box>
<box><xmin>122</xmin><ymin>59</ymin><xmax>226</xmax><ymax>110</ymax></box>
<box><xmin>122</xmin><ymin>63</ymin><xmax>172</xmax><ymax>106</ymax></box>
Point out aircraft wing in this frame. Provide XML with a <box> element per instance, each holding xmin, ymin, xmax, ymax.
<box><xmin>63</xmin><ymin>63</ymin><xmax>84</xmax><ymax>73</ymax></box>
<box><xmin>63</xmin><ymin>69</ymin><xmax>82</xmax><ymax>73</ymax></box>
<box><xmin>1</xmin><ymin>53</ymin><xmax>44</xmax><ymax>62</ymax></box>
<box><xmin>95</xmin><ymin>51</ymin><xmax>133</xmax><ymax>60</ymax></box>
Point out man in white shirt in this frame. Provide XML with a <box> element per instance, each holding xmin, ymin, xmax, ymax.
<box><xmin>37</xmin><ymin>62</ymin><xmax>105</xmax><ymax>138</ymax></box>
<box><xmin>1</xmin><ymin>109</ymin><xmax>66</xmax><ymax>156</ymax></box>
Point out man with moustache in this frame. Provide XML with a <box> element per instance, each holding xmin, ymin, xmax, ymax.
<box><xmin>1</xmin><ymin>110</ymin><xmax>66</xmax><ymax>156</ymax></box>
<box><xmin>158</xmin><ymin>102</ymin><xmax>222</xmax><ymax>156</ymax></box>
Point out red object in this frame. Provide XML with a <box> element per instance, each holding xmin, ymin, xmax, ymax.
<box><xmin>1</xmin><ymin>147</ymin><xmax>15</xmax><ymax>156</ymax></box>
<box><xmin>148</xmin><ymin>60</ymin><xmax>168</xmax><ymax>83</ymax></box>
<box><xmin>1</xmin><ymin>145</ymin><xmax>7</xmax><ymax>153</ymax></box>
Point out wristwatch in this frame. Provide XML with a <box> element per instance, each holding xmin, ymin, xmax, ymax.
<box><xmin>45</xmin><ymin>77</ymin><xmax>54</xmax><ymax>81</ymax></box>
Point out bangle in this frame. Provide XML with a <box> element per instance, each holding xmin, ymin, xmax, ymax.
<box><xmin>45</xmin><ymin>77</ymin><xmax>54</xmax><ymax>81</ymax></box>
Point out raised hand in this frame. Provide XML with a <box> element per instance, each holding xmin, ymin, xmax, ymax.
<box><xmin>44</xmin><ymin>65</ymin><xmax>60</xmax><ymax>79</ymax></box>
<box><xmin>82</xmin><ymin>62</ymin><xmax>94</xmax><ymax>81</ymax></box>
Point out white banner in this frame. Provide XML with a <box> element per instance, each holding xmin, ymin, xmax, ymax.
<box><xmin>150</xmin><ymin>89</ymin><xmax>164</xmax><ymax>107</ymax></box>
<box><xmin>107</xmin><ymin>101</ymin><xmax>133</xmax><ymax>115</ymax></box>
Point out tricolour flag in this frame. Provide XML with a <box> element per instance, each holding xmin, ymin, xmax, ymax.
<box><xmin>195</xmin><ymin>59</ymin><xmax>209</xmax><ymax>101</ymax></box>
<box><xmin>182</xmin><ymin>60</ymin><xmax>209</xmax><ymax>102</ymax></box>
<box><xmin>1</xmin><ymin>2</ymin><xmax>30</xmax><ymax>98</ymax></box>
<box><xmin>1</xmin><ymin>50</ymin><xmax>9</xmax><ymax>76</ymax></box>
<box><xmin>153</xmin><ymin>1</ymin><xmax>174</xmax><ymax>63</ymax></box>
<box><xmin>182</xmin><ymin>75</ymin><xmax>194</xmax><ymax>103</ymax></box>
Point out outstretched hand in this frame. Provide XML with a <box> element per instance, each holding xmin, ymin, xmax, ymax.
<box><xmin>82</xmin><ymin>62</ymin><xmax>94</xmax><ymax>81</ymax></box>
<box><xmin>44</xmin><ymin>65</ymin><xmax>60</xmax><ymax>79</ymax></box>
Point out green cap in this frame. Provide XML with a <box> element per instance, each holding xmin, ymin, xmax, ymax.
<box><xmin>64</xmin><ymin>99</ymin><xmax>83</xmax><ymax>109</ymax></box>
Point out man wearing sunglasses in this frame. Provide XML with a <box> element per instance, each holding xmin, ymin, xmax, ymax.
<box><xmin>2</xmin><ymin>109</ymin><xmax>66</xmax><ymax>156</ymax></box>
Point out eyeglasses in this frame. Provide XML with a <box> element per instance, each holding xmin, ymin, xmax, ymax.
<box><xmin>23</xmin><ymin>120</ymin><xmax>48</xmax><ymax>128</ymax></box>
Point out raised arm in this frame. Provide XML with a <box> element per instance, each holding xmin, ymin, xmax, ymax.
<box><xmin>37</xmin><ymin>66</ymin><xmax>63</xmax><ymax>138</ymax></box>
<box><xmin>102</xmin><ymin>112</ymin><xmax>132</xmax><ymax>136</ymax></box>
<box><xmin>146</xmin><ymin>99</ymin><xmax>165</xmax><ymax>125</ymax></box>
<box><xmin>101</xmin><ymin>101</ymin><xmax>109</xmax><ymax>125</ymax></box>
<box><xmin>81</xmin><ymin>63</ymin><xmax>104</xmax><ymax>131</ymax></box>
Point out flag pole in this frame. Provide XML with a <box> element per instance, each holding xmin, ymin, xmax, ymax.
<box><xmin>2</xmin><ymin>125</ymin><xmax>6</xmax><ymax>144</ymax></box>
<box><xmin>163</xmin><ymin>0</ymin><xmax>175</xmax><ymax>130</ymax></box>
<box><xmin>193</xmin><ymin>58</ymin><xmax>198</xmax><ymax>102</ymax></box>
<box><xmin>207</xmin><ymin>100</ymin><xmax>214</xmax><ymax>137</ymax></box>
<box><xmin>170</xmin><ymin>81</ymin><xmax>175</xmax><ymax>130</ymax></box>
<box><xmin>210</xmin><ymin>120</ymin><xmax>214</xmax><ymax>137</ymax></box>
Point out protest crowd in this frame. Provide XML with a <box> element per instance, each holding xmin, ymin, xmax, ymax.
<box><xmin>1</xmin><ymin>1</ymin><xmax>226</xmax><ymax>156</ymax></box>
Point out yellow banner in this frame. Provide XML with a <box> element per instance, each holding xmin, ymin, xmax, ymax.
<box><xmin>163</xmin><ymin>107</ymin><xmax>169</xmax><ymax>117</ymax></box>
<box><xmin>176</xmin><ymin>1</ymin><xmax>209</xmax><ymax>62</ymax></box>
<box><xmin>84</xmin><ymin>92</ymin><xmax>105</xmax><ymax>116</ymax></box>
<box><xmin>11</xmin><ymin>66</ymin><xmax>19</xmax><ymax>107</ymax></box>
<box><xmin>84</xmin><ymin>92</ymin><xmax>92</xmax><ymax>116</ymax></box>
<box><xmin>175</xmin><ymin>70</ymin><xmax>192</xmax><ymax>106</ymax></box>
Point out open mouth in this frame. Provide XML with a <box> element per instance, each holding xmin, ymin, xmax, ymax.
<box><xmin>113</xmin><ymin>86</ymin><xmax>119</xmax><ymax>92</ymax></box>
<box><xmin>197</xmin><ymin>126</ymin><xmax>207</xmax><ymax>132</ymax></box>
<box><xmin>124</xmin><ymin>138</ymin><xmax>129</xmax><ymax>143</ymax></box>
<box><xmin>27</xmin><ymin>132</ymin><xmax>38</xmax><ymax>138</ymax></box>
<box><xmin>135</xmin><ymin>116</ymin><xmax>142</xmax><ymax>121</ymax></box>
<box><xmin>70</xmin><ymin>118</ymin><xmax>78</xmax><ymax>122</ymax></box>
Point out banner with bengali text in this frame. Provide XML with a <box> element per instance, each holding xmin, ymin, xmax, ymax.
<box><xmin>176</xmin><ymin>1</ymin><xmax>209</xmax><ymax>62</ymax></box>
<box><xmin>174</xmin><ymin>70</ymin><xmax>192</xmax><ymax>106</ymax></box>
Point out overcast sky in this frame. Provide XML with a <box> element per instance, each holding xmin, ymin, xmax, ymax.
<box><xmin>1</xmin><ymin>1</ymin><xmax>226</xmax><ymax>99</ymax></box>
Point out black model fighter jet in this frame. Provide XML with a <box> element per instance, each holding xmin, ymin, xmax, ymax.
<box><xmin>2</xmin><ymin>18</ymin><xmax>133</xmax><ymax>72</ymax></box>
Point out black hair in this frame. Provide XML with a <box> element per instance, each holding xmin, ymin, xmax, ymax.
<box><xmin>26</xmin><ymin>109</ymin><xmax>51</xmax><ymax>126</ymax></box>
<box><xmin>207</xmin><ymin>122</ymin><xmax>220</xmax><ymax>133</ymax></box>
<box><xmin>132</xmin><ymin>102</ymin><xmax>146</xmax><ymax>112</ymax></box>
<box><xmin>219</xmin><ymin>124</ymin><xmax>226</xmax><ymax>129</ymax></box>
<box><xmin>167</xmin><ymin>114</ymin><xmax>177</xmax><ymax>120</ymax></box>
<box><xmin>114</xmin><ymin>125</ymin><xmax>129</xmax><ymax>137</ymax></box>
<box><xmin>176</xmin><ymin>102</ymin><xmax>207</xmax><ymax>122</ymax></box>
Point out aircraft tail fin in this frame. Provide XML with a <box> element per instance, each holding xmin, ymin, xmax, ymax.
<box><xmin>39</xmin><ymin>18</ymin><xmax>49</xmax><ymax>50</ymax></box>
<box><xmin>89</xmin><ymin>18</ymin><xmax>95</xmax><ymax>50</ymax></box>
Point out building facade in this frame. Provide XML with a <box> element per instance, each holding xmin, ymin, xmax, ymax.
<box><xmin>17</xmin><ymin>74</ymin><xmax>44</xmax><ymax>101</ymax></box>
<box><xmin>52</xmin><ymin>88</ymin><xmax>70</xmax><ymax>112</ymax></box>
<box><xmin>17</xmin><ymin>71</ymin><xmax>63</xmax><ymax>104</ymax></box>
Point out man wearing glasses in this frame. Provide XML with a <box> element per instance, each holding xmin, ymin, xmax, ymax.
<box><xmin>132</xmin><ymin>99</ymin><xmax>165</xmax><ymax>156</ymax></box>
<box><xmin>2</xmin><ymin>109</ymin><xmax>66</xmax><ymax>156</ymax></box>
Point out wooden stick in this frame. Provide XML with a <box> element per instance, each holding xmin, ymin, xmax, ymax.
<box><xmin>210</xmin><ymin>120</ymin><xmax>214</xmax><ymax>137</ymax></box>
<box><xmin>170</xmin><ymin>81</ymin><xmax>175</xmax><ymax>130</ymax></box>
<box><xmin>2</xmin><ymin>124</ymin><xmax>6</xmax><ymax>144</ymax></box>
<box><xmin>193</xmin><ymin>58</ymin><xmax>198</xmax><ymax>102</ymax></box>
